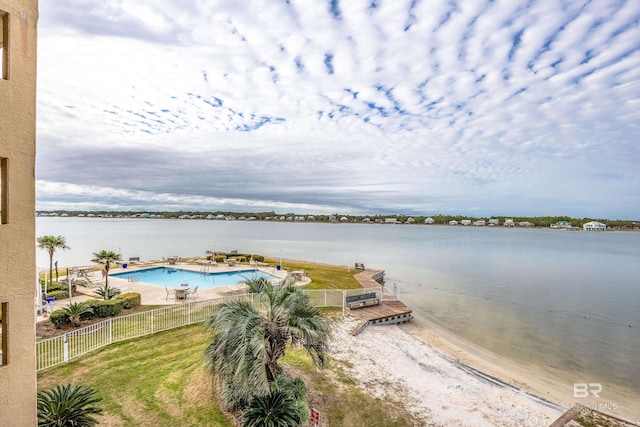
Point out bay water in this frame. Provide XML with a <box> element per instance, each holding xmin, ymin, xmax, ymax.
<box><xmin>36</xmin><ymin>217</ymin><xmax>640</xmax><ymax>407</ymax></box>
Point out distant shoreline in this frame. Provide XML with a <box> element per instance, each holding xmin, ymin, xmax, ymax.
<box><xmin>36</xmin><ymin>214</ymin><xmax>639</xmax><ymax>231</ymax></box>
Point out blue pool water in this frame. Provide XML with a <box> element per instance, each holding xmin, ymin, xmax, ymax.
<box><xmin>111</xmin><ymin>267</ymin><xmax>277</xmax><ymax>289</ymax></box>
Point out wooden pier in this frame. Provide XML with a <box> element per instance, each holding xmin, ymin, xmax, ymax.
<box><xmin>349</xmin><ymin>269</ymin><xmax>413</xmax><ymax>335</ymax></box>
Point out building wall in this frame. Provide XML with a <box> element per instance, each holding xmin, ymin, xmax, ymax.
<box><xmin>0</xmin><ymin>0</ymin><xmax>38</xmax><ymax>425</ymax></box>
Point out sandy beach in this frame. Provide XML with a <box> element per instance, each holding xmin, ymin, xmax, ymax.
<box><xmin>330</xmin><ymin>316</ymin><xmax>566</xmax><ymax>426</ymax></box>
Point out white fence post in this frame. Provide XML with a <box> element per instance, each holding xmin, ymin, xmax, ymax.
<box><xmin>188</xmin><ymin>302</ymin><xmax>191</xmax><ymax>324</ymax></box>
<box><xmin>63</xmin><ymin>333</ymin><xmax>69</xmax><ymax>363</ymax></box>
<box><xmin>109</xmin><ymin>318</ymin><xmax>113</xmax><ymax>344</ymax></box>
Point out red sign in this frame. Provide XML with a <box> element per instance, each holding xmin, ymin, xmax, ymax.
<box><xmin>310</xmin><ymin>408</ymin><xmax>320</xmax><ymax>424</ymax></box>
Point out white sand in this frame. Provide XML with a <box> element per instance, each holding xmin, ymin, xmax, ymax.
<box><xmin>329</xmin><ymin>317</ymin><xmax>563</xmax><ymax>426</ymax></box>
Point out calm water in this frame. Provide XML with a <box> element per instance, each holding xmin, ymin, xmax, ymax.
<box><xmin>111</xmin><ymin>266</ymin><xmax>277</xmax><ymax>288</ymax></box>
<box><xmin>36</xmin><ymin>217</ymin><xmax>640</xmax><ymax>401</ymax></box>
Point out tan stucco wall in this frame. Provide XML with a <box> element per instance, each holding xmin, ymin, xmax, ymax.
<box><xmin>0</xmin><ymin>0</ymin><xmax>38</xmax><ymax>425</ymax></box>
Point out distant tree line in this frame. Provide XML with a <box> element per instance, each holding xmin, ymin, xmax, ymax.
<box><xmin>36</xmin><ymin>210</ymin><xmax>640</xmax><ymax>229</ymax></box>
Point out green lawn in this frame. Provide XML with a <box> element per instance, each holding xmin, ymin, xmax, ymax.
<box><xmin>38</xmin><ymin>324</ymin><xmax>232</xmax><ymax>427</ymax></box>
<box><xmin>263</xmin><ymin>257</ymin><xmax>363</xmax><ymax>290</ymax></box>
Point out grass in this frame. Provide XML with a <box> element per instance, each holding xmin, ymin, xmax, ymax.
<box><xmin>38</xmin><ymin>324</ymin><xmax>232</xmax><ymax>427</ymax></box>
<box><xmin>263</xmin><ymin>257</ymin><xmax>363</xmax><ymax>290</ymax></box>
<box><xmin>39</xmin><ymin>320</ymin><xmax>419</xmax><ymax>427</ymax></box>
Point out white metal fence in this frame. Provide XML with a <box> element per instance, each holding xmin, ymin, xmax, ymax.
<box><xmin>36</xmin><ymin>286</ymin><xmax>392</xmax><ymax>371</ymax></box>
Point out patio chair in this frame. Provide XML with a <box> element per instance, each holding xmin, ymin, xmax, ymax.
<box><xmin>187</xmin><ymin>286</ymin><xmax>199</xmax><ymax>299</ymax></box>
<box><xmin>165</xmin><ymin>286</ymin><xmax>176</xmax><ymax>300</ymax></box>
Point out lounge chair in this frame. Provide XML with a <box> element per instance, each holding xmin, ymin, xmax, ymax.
<box><xmin>187</xmin><ymin>286</ymin><xmax>199</xmax><ymax>300</ymax></box>
<box><xmin>165</xmin><ymin>286</ymin><xmax>176</xmax><ymax>300</ymax></box>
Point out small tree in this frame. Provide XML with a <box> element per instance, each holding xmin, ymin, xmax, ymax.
<box><xmin>62</xmin><ymin>302</ymin><xmax>93</xmax><ymax>327</ymax></box>
<box><xmin>91</xmin><ymin>250</ymin><xmax>121</xmax><ymax>301</ymax></box>
<box><xmin>37</xmin><ymin>384</ymin><xmax>103</xmax><ymax>426</ymax></box>
<box><xmin>204</xmin><ymin>282</ymin><xmax>329</xmax><ymax>407</ymax></box>
<box><xmin>37</xmin><ymin>235</ymin><xmax>70</xmax><ymax>294</ymax></box>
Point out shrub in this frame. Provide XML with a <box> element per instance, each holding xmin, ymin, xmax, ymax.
<box><xmin>214</xmin><ymin>255</ymin><xmax>226</xmax><ymax>262</ymax></box>
<box><xmin>47</xmin><ymin>290</ymin><xmax>69</xmax><ymax>300</ymax></box>
<box><xmin>117</xmin><ymin>292</ymin><xmax>141</xmax><ymax>309</ymax></box>
<box><xmin>50</xmin><ymin>310</ymin><xmax>70</xmax><ymax>328</ymax></box>
<box><xmin>84</xmin><ymin>299</ymin><xmax>125</xmax><ymax>318</ymax></box>
<box><xmin>251</xmin><ymin>255</ymin><xmax>265</xmax><ymax>262</ymax></box>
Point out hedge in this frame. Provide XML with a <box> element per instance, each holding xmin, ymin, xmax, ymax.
<box><xmin>251</xmin><ymin>255</ymin><xmax>265</xmax><ymax>262</ymax></box>
<box><xmin>49</xmin><ymin>310</ymin><xmax>70</xmax><ymax>328</ymax></box>
<box><xmin>83</xmin><ymin>299</ymin><xmax>125</xmax><ymax>318</ymax></box>
<box><xmin>117</xmin><ymin>292</ymin><xmax>141</xmax><ymax>309</ymax></box>
<box><xmin>46</xmin><ymin>290</ymin><xmax>69</xmax><ymax>300</ymax></box>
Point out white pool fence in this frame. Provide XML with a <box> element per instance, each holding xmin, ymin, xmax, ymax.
<box><xmin>36</xmin><ymin>286</ymin><xmax>395</xmax><ymax>371</ymax></box>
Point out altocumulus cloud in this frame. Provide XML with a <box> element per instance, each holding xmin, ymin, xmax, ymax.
<box><xmin>36</xmin><ymin>0</ymin><xmax>640</xmax><ymax>217</ymax></box>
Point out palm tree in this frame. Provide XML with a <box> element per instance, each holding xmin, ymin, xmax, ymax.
<box><xmin>62</xmin><ymin>302</ymin><xmax>93</xmax><ymax>327</ymax></box>
<box><xmin>244</xmin><ymin>276</ymin><xmax>272</xmax><ymax>293</ymax></box>
<box><xmin>242</xmin><ymin>390</ymin><xmax>301</xmax><ymax>427</ymax></box>
<box><xmin>91</xmin><ymin>250</ymin><xmax>121</xmax><ymax>301</ymax></box>
<box><xmin>37</xmin><ymin>235</ymin><xmax>70</xmax><ymax>294</ymax></box>
<box><xmin>37</xmin><ymin>383</ymin><xmax>102</xmax><ymax>426</ymax></box>
<box><xmin>204</xmin><ymin>282</ymin><xmax>330</xmax><ymax>406</ymax></box>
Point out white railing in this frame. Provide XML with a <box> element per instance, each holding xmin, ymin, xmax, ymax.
<box><xmin>36</xmin><ymin>286</ymin><xmax>393</xmax><ymax>371</ymax></box>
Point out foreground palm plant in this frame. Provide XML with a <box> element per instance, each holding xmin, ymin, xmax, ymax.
<box><xmin>37</xmin><ymin>384</ymin><xmax>102</xmax><ymax>427</ymax></box>
<box><xmin>62</xmin><ymin>302</ymin><xmax>93</xmax><ymax>327</ymax></box>
<box><xmin>244</xmin><ymin>276</ymin><xmax>272</xmax><ymax>293</ymax></box>
<box><xmin>204</xmin><ymin>282</ymin><xmax>330</xmax><ymax>407</ymax></box>
<box><xmin>242</xmin><ymin>390</ymin><xmax>301</xmax><ymax>427</ymax></box>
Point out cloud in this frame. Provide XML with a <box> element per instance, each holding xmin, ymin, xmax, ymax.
<box><xmin>35</xmin><ymin>0</ymin><xmax>640</xmax><ymax>218</ymax></box>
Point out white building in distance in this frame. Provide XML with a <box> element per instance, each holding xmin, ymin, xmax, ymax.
<box><xmin>583</xmin><ymin>221</ymin><xmax>606</xmax><ymax>231</ymax></box>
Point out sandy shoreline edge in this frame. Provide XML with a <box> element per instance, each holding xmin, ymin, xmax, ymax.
<box><xmin>330</xmin><ymin>309</ymin><xmax>640</xmax><ymax>426</ymax></box>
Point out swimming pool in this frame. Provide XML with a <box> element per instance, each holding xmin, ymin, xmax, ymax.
<box><xmin>111</xmin><ymin>267</ymin><xmax>278</xmax><ymax>289</ymax></box>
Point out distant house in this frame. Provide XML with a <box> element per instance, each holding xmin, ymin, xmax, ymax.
<box><xmin>583</xmin><ymin>221</ymin><xmax>606</xmax><ymax>231</ymax></box>
<box><xmin>503</xmin><ymin>219</ymin><xmax>515</xmax><ymax>227</ymax></box>
<box><xmin>385</xmin><ymin>218</ymin><xmax>399</xmax><ymax>224</ymax></box>
<box><xmin>307</xmin><ymin>216</ymin><xmax>316</xmax><ymax>221</ymax></box>
<box><xmin>474</xmin><ymin>220</ymin><xmax>486</xmax><ymax>226</ymax></box>
<box><xmin>518</xmin><ymin>221</ymin><xmax>531</xmax><ymax>227</ymax></box>
<box><xmin>329</xmin><ymin>215</ymin><xmax>337</xmax><ymax>222</ymax></box>
<box><xmin>551</xmin><ymin>220</ymin><xmax>572</xmax><ymax>229</ymax></box>
<box><xmin>460</xmin><ymin>219</ymin><xmax>472</xmax><ymax>226</ymax></box>
<box><xmin>488</xmin><ymin>219</ymin><xmax>499</xmax><ymax>226</ymax></box>
<box><xmin>425</xmin><ymin>217</ymin><xmax>435</xmax><ymax>224</ymax></box>
<box><xmin>449</xmin><ymin>220</ymin><xmax>458</xmax><ymax>225</ymax></box>
<box><xmin>362</xmin><ymin>218</ymin><xmax>371</xmax><ymax>223</ymax></box>
<box><xmin>340</xmin><ymin>216</ymin><xmax>349</xmax><ymax>222</ymax></box>
<box><xmin>405</xmin><ymin>217</ymin><xmax>415</xmax><ymax>224</ymax></box>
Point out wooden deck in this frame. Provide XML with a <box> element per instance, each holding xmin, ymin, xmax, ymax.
<box><xmin>348</xmin><ymin>269</ymin><xmax>414</xmax><ymax>334</ymax></box>
<box><xmin>349</xmin><ymin>300</ymin><xmax>413</xmax><ymax>322</ymax></box>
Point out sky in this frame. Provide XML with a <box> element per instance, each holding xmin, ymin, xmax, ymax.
<box><xmin>35</xmin><ymin>0</ymin><xmax>640</xmax><ymax>218</ymax></box>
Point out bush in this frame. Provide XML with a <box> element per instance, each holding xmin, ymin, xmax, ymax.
<box><xmin>117</xmin><ymin>292</ymin><xmax>141</xmax><ymax>309</ymax></box>
<box><xmin>251</xmin><ymin>255</ymin><xmax>265</xmax><ymax>262</ymax></box>
<box><xmin>214</xmin><ymin>255</ymin><xmax>226</xmax><ymax>262</ymax></box>
<box><xmin>49</xmin><ymin>310</ymin><xmax>70</xmax><ymax>328</ymax></box>
<box><xmin>84</xmin><ymin>299</ymin><xmax>125</xmax><ymax>318</ymax></box>
<box><xmin>46</xmin><ymin>290</ymin><xmax>69</xmax><ymax>300</ymax></box>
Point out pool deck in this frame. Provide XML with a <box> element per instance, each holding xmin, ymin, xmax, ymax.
<box><xmin>38</xmin><ymin>262</ymin><xmax>300</xmax><ymax>321</ymax></box>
